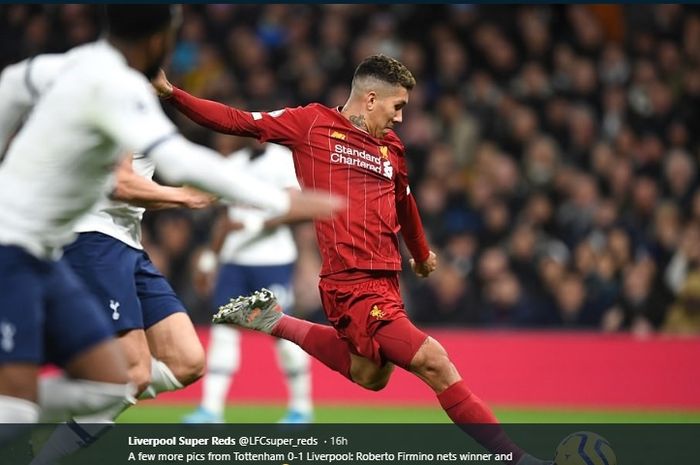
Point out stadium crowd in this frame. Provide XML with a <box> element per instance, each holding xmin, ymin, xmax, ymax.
<box><xmin>2</xmin><ymin>4</ymin><xmax>700</xmax><ymax>334</ymax></box>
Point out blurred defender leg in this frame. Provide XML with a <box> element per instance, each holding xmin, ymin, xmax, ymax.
<box><xmin>275</xmin><ymin>338</ymin><xmax>313</xmax><ymax>423</ymax></box>
<box><xmin>183</xmin><ymin>324</ymin><xmax>241</xmax><ymax>423</ymax></box>
<box><xmin>0</xmin><ymin>366</ymin><xmax>41</xmax><ymax>425</ymax></box>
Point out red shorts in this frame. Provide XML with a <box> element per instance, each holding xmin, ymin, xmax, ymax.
<box><xmin>318</xmin><ymin>273</ymin><xmax>428</xmax><ymax>368</ymax></box>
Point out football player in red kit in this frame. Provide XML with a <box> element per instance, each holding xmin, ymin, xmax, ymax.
<box><xmin>153</xmin><ymin>55</ymin><xmax>546</xmax><ymax>465</ymax></box>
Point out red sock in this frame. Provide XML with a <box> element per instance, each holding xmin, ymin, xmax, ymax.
<box><xmin>272</xmin><ymin>315</ymin><xmax>352</xmax><ymax>380</ymax></box>
<box><xmin>438</xmin><ymin>380</ymin><xmax>524</xmax><ymax>464</ymax></box>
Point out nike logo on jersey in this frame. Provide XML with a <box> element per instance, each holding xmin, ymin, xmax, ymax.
<box><xmin>330</xmin><ymin>131</ymin><xmax>347</xmax><ymax>141</ymax></box>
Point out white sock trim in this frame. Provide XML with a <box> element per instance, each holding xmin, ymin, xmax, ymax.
<box><xmin>147</xmin><ymin>358</ymin><xmax>183</xmax><ymax>396</ymax></box>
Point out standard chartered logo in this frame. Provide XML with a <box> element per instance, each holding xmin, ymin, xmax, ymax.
<box><xmin>331</xmin><ymin>144</ymin><xmax>393</xmax><ymax>179</ymax></box>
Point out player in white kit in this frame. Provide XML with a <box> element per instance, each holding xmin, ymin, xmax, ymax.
<box><xmin>0</xmin><ymin>3</ymin><xmax>338</xmax><ymax>443</ymax></box>
<box><xmin>64</xmin><ymin>152</ymin><xmax>213</xmax><ymax>401</ymax></box>
<box><xmin>29</xmin><ymin>156</ymin><xmax>214</xmax><ymax>464</ymax></box>
<box><xmin>183</xmin><ymin>140</ymin><xmax>313</xmax><ymax>424</ymax></box>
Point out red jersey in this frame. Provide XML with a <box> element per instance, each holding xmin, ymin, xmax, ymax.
<box><xmin>169</xmin><ymin>89</ymin><xmax>430</xmax><ymax>277</ymax></box>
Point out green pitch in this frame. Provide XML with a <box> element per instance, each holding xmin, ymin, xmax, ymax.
<box><xmin>118</xmin><ymin>403</ymin><xmax>700</xmax><ymax>424</ymax></box>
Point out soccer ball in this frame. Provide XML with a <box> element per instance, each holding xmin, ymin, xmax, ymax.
<box><xmin>553</xmin><ymin>431</ymin><xmax>616</xmax><ymax>465</ymax></box>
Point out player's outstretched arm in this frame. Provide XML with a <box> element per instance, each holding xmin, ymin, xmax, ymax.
<box><xmin>148</xmin><ymin>135</ymin><xmax>342</xmax><ymax>220</ymax></box>
<box><xmin>110</xmin><ymin>153</ymin><xmax>217</xmax><ymax>210</ymax></box>
<box><xmin>153</xmin><ymin>69</ymin><xmax>306</xmax><ymax>146</ymax></box>
<box><xmin>152</xmin><ymin>69</ymin><xmax>256</xmax><ymax>136</ymax></box>
<box><xmin>104</xmin><ymin>72</ymin><xmax>340</xmax><ymax>219</ymax></box>
<box><xmin>214</xmin><ymin>190</ymin><xmax>322</xmax><ymax>241</ymax></box>
<box><xmin>277</xmin><ymin>189</ymin><xmax>344</xmax><ymax>225</ymax></box>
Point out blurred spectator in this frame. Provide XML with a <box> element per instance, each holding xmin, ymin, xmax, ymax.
<box><xmin>663</xmin><ymin>149</ymin><xmax>697</xmax><ymax>210</ymax></box>
<box><xmin>474</xmin><ymin>247</ymin><xmax>510</xmax><ymax>300</ymax></box>
<box><xmin>411</xmin><ymin>262</ymin><xmax>480</xmax><ymax>326</ymax></box>
<box><xmin>433</xmin><ymin>92</ymin><xmax>480</xmax><ymax>167</ymax></box>
<box><xmin>523</xmin><ymin>135</ymin><xmax>560</xmax><ymax>189</ymax></box>
<box><xmin>482</xmin><ymin>272</ymin><xmax>537</xmax><ymax>327</ymax></box>
<box><xmin>556</xmin><ymin>173</ymin><xmax>599</xmax><ymax>245</ymax></box>
<box><xmin>663</xmin><ymin>272</ymin><xmax>700</xmax><ymax>334</ymax></box>
<box><xmin>602</xmin><ymin>258</ymin><xmax>672</xmax><ymax>335</ymax></box>
<box><xmin>507</xmin><ymin>223</ymin><xmax>540</xmax><ymax>291</ymax></box>
<box><xmin>479</xmin><ymin>198</ymin><xmax>511</xmax><ymax>249</ymax></box>
<box><xmin>552</xmin><ymin>272</ymin><xmax>603</xmax><ymax>328</ymax></box>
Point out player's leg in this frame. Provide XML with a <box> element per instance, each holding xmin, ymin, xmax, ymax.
<box><xmin>275</xmin><ymin>312</ymin><xmax>393</xmax><ymax>391</ymax></box>
<box><xmin>41</xmin><ymin>259</ymin><xmax>134</xmax><ymax>408</ymax></box>
<box><xmin>375</xmin><ymin>317</ymin><xmax>543</xmax><ymax>465</ymax></box>
<box><xmin>0</xmin><ymin>365</ymin><xmax>41</xmax><ymax>453</ymax></box>
<box><xmin>143</xmin><ymin>313</ymin><xmax>203</xmax><ymax>394</ymax></box>
<box><xmin>252</xmin><ymin>264</ymin><xmax>314</xmax><ymax>423</ymax></box>
<box><xmin>31</xmin><ymin>336</ymin><xmax>140</xmax><ymax>465</ymax></box>
<box><xmin>214</xmin><ymin>284</ymin><xmax>394</xmax><ymax>391</ymax></box>
<box><xmin>62</xmin><ymin>233</ymin><xmax>152</xmax><ymax>396</ymax></box>
<box><xmin>136</xmin><ymin>249</ymin><xmax>205</xmax><ymax>397</ymax></box>
<box><xmin>183</xmin><ymin>324</ymin><xmax>240</xmax><ymax>423</ymax></box>
<box><xmin>348</xmin><ymin>353</ymin><xmax>394</xmax><ymax>391</ymax></box>
<box><xmin>275</xmin><ymin>339</ymin><xmax>313</xmax><ymax>422</ymax></box>
<box><xmin>40</xmin><ymin>338</ymin><xmax>136</xmax><ymax>422</ymax></box>
<box><xmin>0</xmin><ymin>365</ymin><xmax>41</xmax><ymax>422</ymax></box>
<box><xmin>234</xmin><ymin>300</ymin><xmax>390</xmax><ymax>392</ymax></box>
<box><xmin>184</xmin><ymin>264</ymin><xmax>246</xmax><ymax>423</ymax></box>
<box><xmin>48</xmin><ymin>239</ymin><xmax>151</xmax><ymax>461</ymax></box>
<box><xmin>116</xmin><ymin>330</ymin><xmax>153</xmax><ymax>396</ymax></box>
<box><xmin>0</xmin><ymin>246</ymin><xmax>43</xmax><ymax>425</ymax></box>
<box><xmin>63</xmin><ymin>234</ymin><xmax>193</xmax><ymax>398</ymax></box>
<box><xmin>29</xmin><ymin>260</ymin><xmax>134</xmax><ymax>465</ymax></box>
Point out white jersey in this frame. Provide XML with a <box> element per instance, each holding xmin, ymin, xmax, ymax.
<box><xmin>0</xmin><ymin>45</ymin><xmax>157</xmax><ymax>251</ymax></box>
<box><xmin>72</xmin><ymin>155</ymin><xmax>154</xmax><ymax>250</ymax></box>
<box><xmin>219</xmin><ymin>144</ymin><xmax>298</xmax><ymax>266</ymax></box>
<box><xmin>0</xmin><ymin>44</ymin><xmax>92</xmax><ymax>151</ymax></box>
<box><xmin>0</xmin><ymin>41</ymin><xmax>175</xmax><ymax>259</ymax></box>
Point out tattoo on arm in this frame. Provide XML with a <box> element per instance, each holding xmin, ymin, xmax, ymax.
<box><xmin>349</xmin><ymin>114</ymin><xmax>368</xmax><ymax>132</ymax></box>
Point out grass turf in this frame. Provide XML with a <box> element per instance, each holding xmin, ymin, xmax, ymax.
<box><xmin>118</xmin><ymin>403</ymin><xmax>700</xmax><ymax>424</ymax></box>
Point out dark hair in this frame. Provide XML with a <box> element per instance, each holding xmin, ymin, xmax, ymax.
<box><xmin>104</xmin><ymin>4</ymin><xmax>178</xmax><ymax>40</ymax></box>
<box><xmin>352</xmin><ymin>54</ymin><xmax>416</xmax><ymax>90</ymax></box>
